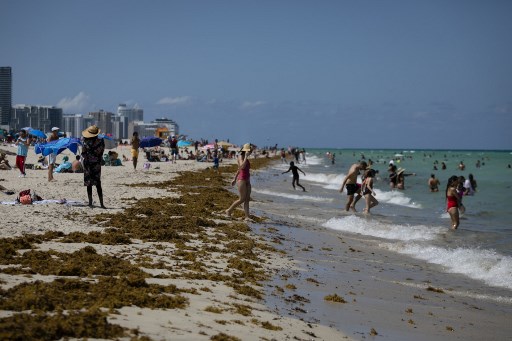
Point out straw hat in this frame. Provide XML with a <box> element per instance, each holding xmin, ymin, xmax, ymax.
<box><xmin>82</xmin><ymin>125</ymin><xmax>101</xmax><ymax>138</ymax></box>
<box><xmin>240</xmin><ymin>143</ymin><xmax>251</xmax><ymax>152</ymax></box>
<box><xmin>397</xmin><ymin>167</ymin><xmax>405</xmax><ymax>174</ymax></box>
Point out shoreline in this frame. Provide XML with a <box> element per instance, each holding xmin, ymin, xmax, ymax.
<box><xmin>248</xmin><ymin>177</ymin><xmax>512</xmax><ymax>340</ymax></box>
<box><xmin>0</xmin><ymin>144</ymin><xmax>349</xmax><ymax>340</ymax></box>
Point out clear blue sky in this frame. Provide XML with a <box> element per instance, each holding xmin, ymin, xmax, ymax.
<box><xmin>2</xmin><ymin>0</ymin><xmax>511</xmax><ymax>149</ymax></box>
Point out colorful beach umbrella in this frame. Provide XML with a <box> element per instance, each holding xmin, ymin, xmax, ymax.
<box><xmin>35</xmin><ymin>137</ymin><xmax>82</xmax><ymax>156</ymax></box>
<box><xmin>139</xmin><ymin>137</ymin><xmax>163</xmax><ymax>148</ymax></box>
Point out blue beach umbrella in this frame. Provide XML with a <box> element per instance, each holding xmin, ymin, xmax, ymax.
<box><xmin>35</xmin><ymin>137</ymin><xmax>82</xmax><ymax>156</ymax></box>
<box><xmin>177</xmin><ymin>140</ymin><xmax>192</xmax><ymax>147</ymax></box>
<box><xmin>140</xmin><ymin>137</ymin><xmax>163</xmax><ymax>148</ymax></box>
<box><xmin>21</xmin><ymin>127</ymin><xmax>47</xmax><ymax>138</ymax></box>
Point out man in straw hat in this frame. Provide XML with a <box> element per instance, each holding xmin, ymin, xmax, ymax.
<box><xmin>81</xmin><ymin>125</ymin><xmax>106</xmax><ymax>208</ymax></box>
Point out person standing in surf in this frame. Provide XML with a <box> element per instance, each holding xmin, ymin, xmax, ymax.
<box><xmin>446</xmin><ymin>175</ymin><xmax>461</xmax><ymax>229</ymax></box>
<box><xmin>361</xmin><ymin>168</ymin><xmax>378</xmax><ymax>214</ymax></box>
<box><xmin>340</xmin><ymin>161</ymin><xmax>367</xmax><ymax>212</ymax></box>
<box><xmin>282</xmin><ymin>161</ymin><xmax>306</xmax><ymax>191</ymax></box>
<box><xmin>225</xmin><ymin>143</ymin><xmax>253</xmax><ymax>221</ymax></box>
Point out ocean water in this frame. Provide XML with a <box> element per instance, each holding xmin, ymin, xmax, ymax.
<box><xmin>251</xmin><ymin>149</ymin><xmax>512</xmax><ymax>291</ymax></box>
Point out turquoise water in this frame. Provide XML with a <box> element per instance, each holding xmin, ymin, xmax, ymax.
<box><xmin>251</xmin><ymin>149</ymin><xmax>512</xmax><ymax>290</ymax></box>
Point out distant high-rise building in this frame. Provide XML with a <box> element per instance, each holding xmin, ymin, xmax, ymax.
<box><xmin>11</xmin><ymin>105</ymin><xmax>62</xmax><ymax>133</ymax></box>
<box><xmin>118</xmin><ymin>104</ymin><xmax>143</xmax><ymax>122</ymax></box>
<box><xmin>62</xmin><ymin>114</ymin><xmax>94</xmax><ymax>138</ymax></box>
<box><xmin>89</xmin><ymin>110</ymin><xmax>113</xmax><ymax>135</ymax></box>
<box><xmin>0</xmin><ymin>67</ymin><xmax>12</xmax><ymax>127</ymax></box>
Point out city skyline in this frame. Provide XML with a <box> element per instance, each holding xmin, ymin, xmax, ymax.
<box><xmin>2</xmin><ymin>1</ymin><xmax>512</xmax><ymax>149</ymax></box>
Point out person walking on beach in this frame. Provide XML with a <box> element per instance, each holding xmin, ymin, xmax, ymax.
<box><xmin>47</xmin><ymin>127</ymin><xmax>60</xmax><ymax>181</ymax></box>
<box><xmin>428</xmin><ymin>174</ymin><xmax>440</xmax><ymax>192</ymax></box>
<box><xmin>15</xmin><ymin>129</ymin><xmax>31</xmax><ymax>177</ymax></box>
<box><xmin>282</xmin><ymin>161</ymin><xmax>306</xmax><ymax>191</ymax></box>
<box><xmin>340</xmin><ymin>161</ymin><xmax>367</xmax><ymax>211</ymax></box>
<box><xmin>446</xmin><ymin>175</ymin><xmax>461</xmax><ymax>229</ymax></box>
<box><xmin>280</xmin><ymin>148</ymin><xmax>287</xmax><ymax>163</ymax></box>
<box><xmin>131</xmin><ymin>132</ymin><xmax>140</xmax><ymax>170</ymax></box>
<box><xmin>82</xmin><ymin>125</ymin><xmax>106</xmax><ymax>209</ymax></box>
<box><xmin>225</xmin><ymin>143</ymin><xmax>253</xmax><ymax>221</ymax></box>
<box><xmin>361</xmin><ymin>168</ymin><xmax>378</xmax><ymax>213</ymax></box>
<box><xmin>168</xmin><ymin>135</ymin><xmax>178</xmax><ymax>163</ymax></box>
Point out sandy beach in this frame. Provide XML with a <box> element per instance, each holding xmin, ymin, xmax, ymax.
<box><xmin>0</xmin><ymin>144</ymin><xmax>349</xmax><ymax>340</ymax></box>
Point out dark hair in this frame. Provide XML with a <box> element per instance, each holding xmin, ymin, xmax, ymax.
<box><xmin>446</xmin><ymin>175</ymin><xmax>458</xmax><ymax>197</ymax></box>
<box><xmin>290</xmin><ymin>161</ymin><xmax>294</xmax><ymax>166</ymax></box>
<box><xmin>133</xmin><ymin>132</ymin><xmax>138</xmax><ymax>136</ymax></box>
<box><xmin>366</xmin><ymin>169</ymin><xmax>376</xmax><ymax>178</ymax></box>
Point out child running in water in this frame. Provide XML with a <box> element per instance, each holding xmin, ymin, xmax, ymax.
<box><xmin>361</xmin><ymin>168</ymin><xmax>378</xmax><ymax>213</ymax></box>
<box><xmin>282</xmin><ymin>161</ymin><xmax>306</xmax><ymax>191</ymax></box>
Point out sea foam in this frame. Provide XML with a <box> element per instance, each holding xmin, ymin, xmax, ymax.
<box><xmin>252</xmin><ymin>188</ymin><xmax>333</xmax><ymax>202</ymax></box>
<box><xmin>322</xmin><ymin>215</ymin><xmax>443</xmax><ymax>242</ymax></box>
<box><xmin>383</xmin><ymin>242</ymin><xmax>512</xmax><ymax>291</ymax></box>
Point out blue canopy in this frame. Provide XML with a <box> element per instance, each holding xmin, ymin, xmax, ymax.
<box><xmin>21</xmin><ymin>127</ymin><xmax>47</xmax><ymax>138</ymax></box>
<box><xmin>35</xmin><ymin>137</ymin><xmax>82</xmax><ymax>156</ymax></box>
<box><xmin>140</xmin><ymin>137</ymin><xmax>163</xmax><ymax>148</ymax></box>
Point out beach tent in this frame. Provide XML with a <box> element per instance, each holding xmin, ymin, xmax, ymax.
<box><xmin>35</xmin><ymin>137</ymin><xmax>82</xmax><ymax>156</ymax></box>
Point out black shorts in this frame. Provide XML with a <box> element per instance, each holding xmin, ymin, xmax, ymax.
<box><xmin>346</xmin><ymin>183</ymin><xmax>359</xmax><ymax>196</ymax></box>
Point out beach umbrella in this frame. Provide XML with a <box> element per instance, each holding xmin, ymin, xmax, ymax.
<box><xmin>139</xmin><ymin>136</ymin><xmax>163</xmax><ymax>148</ymax></box>
<box><xmin>21</xmin><ymin>127</ymin><xmax>47</xmax><ymax>138</ymax></box>
<box><xmin>177</xmin><ymin>140</ymin><xmax>192</xmax><ymax>147</ymax></box>
<box><xmin>35</xmin><ymin>137</ymin><xmax>82</xmax><ymax>156</ymax></box>
<box><xmin>201</xmin><ymin>143</ymin><xmax>215</xmax><ymax>150</ymax></box>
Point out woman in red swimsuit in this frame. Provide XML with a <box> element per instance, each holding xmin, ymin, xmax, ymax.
<box><xmin>226</xmin><ymin>143</ymin><xmax>253</xmax><ymax>221</ymax></box>
<box><xmin>446</xmin><ymin>175</ymin><xmax>461</xmax><ymax>229</ymax></box>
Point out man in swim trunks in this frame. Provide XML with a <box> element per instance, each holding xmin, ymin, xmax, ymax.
<box><xmin>340</xmin><ymin>161</ymin><xmax>367</xmax><ymax>211</ymax></box>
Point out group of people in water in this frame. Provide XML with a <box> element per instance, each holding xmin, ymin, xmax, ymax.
<box><xmin>337</xmin><ymin>159</ymin><xmax>478</xmax><ymax>229</ymax></box>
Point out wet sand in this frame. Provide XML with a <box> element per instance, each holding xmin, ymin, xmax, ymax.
<box><xmin>250</xmin><ymin>202</ymin><xmax>512</xmax><ymax>340</ymax></box>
